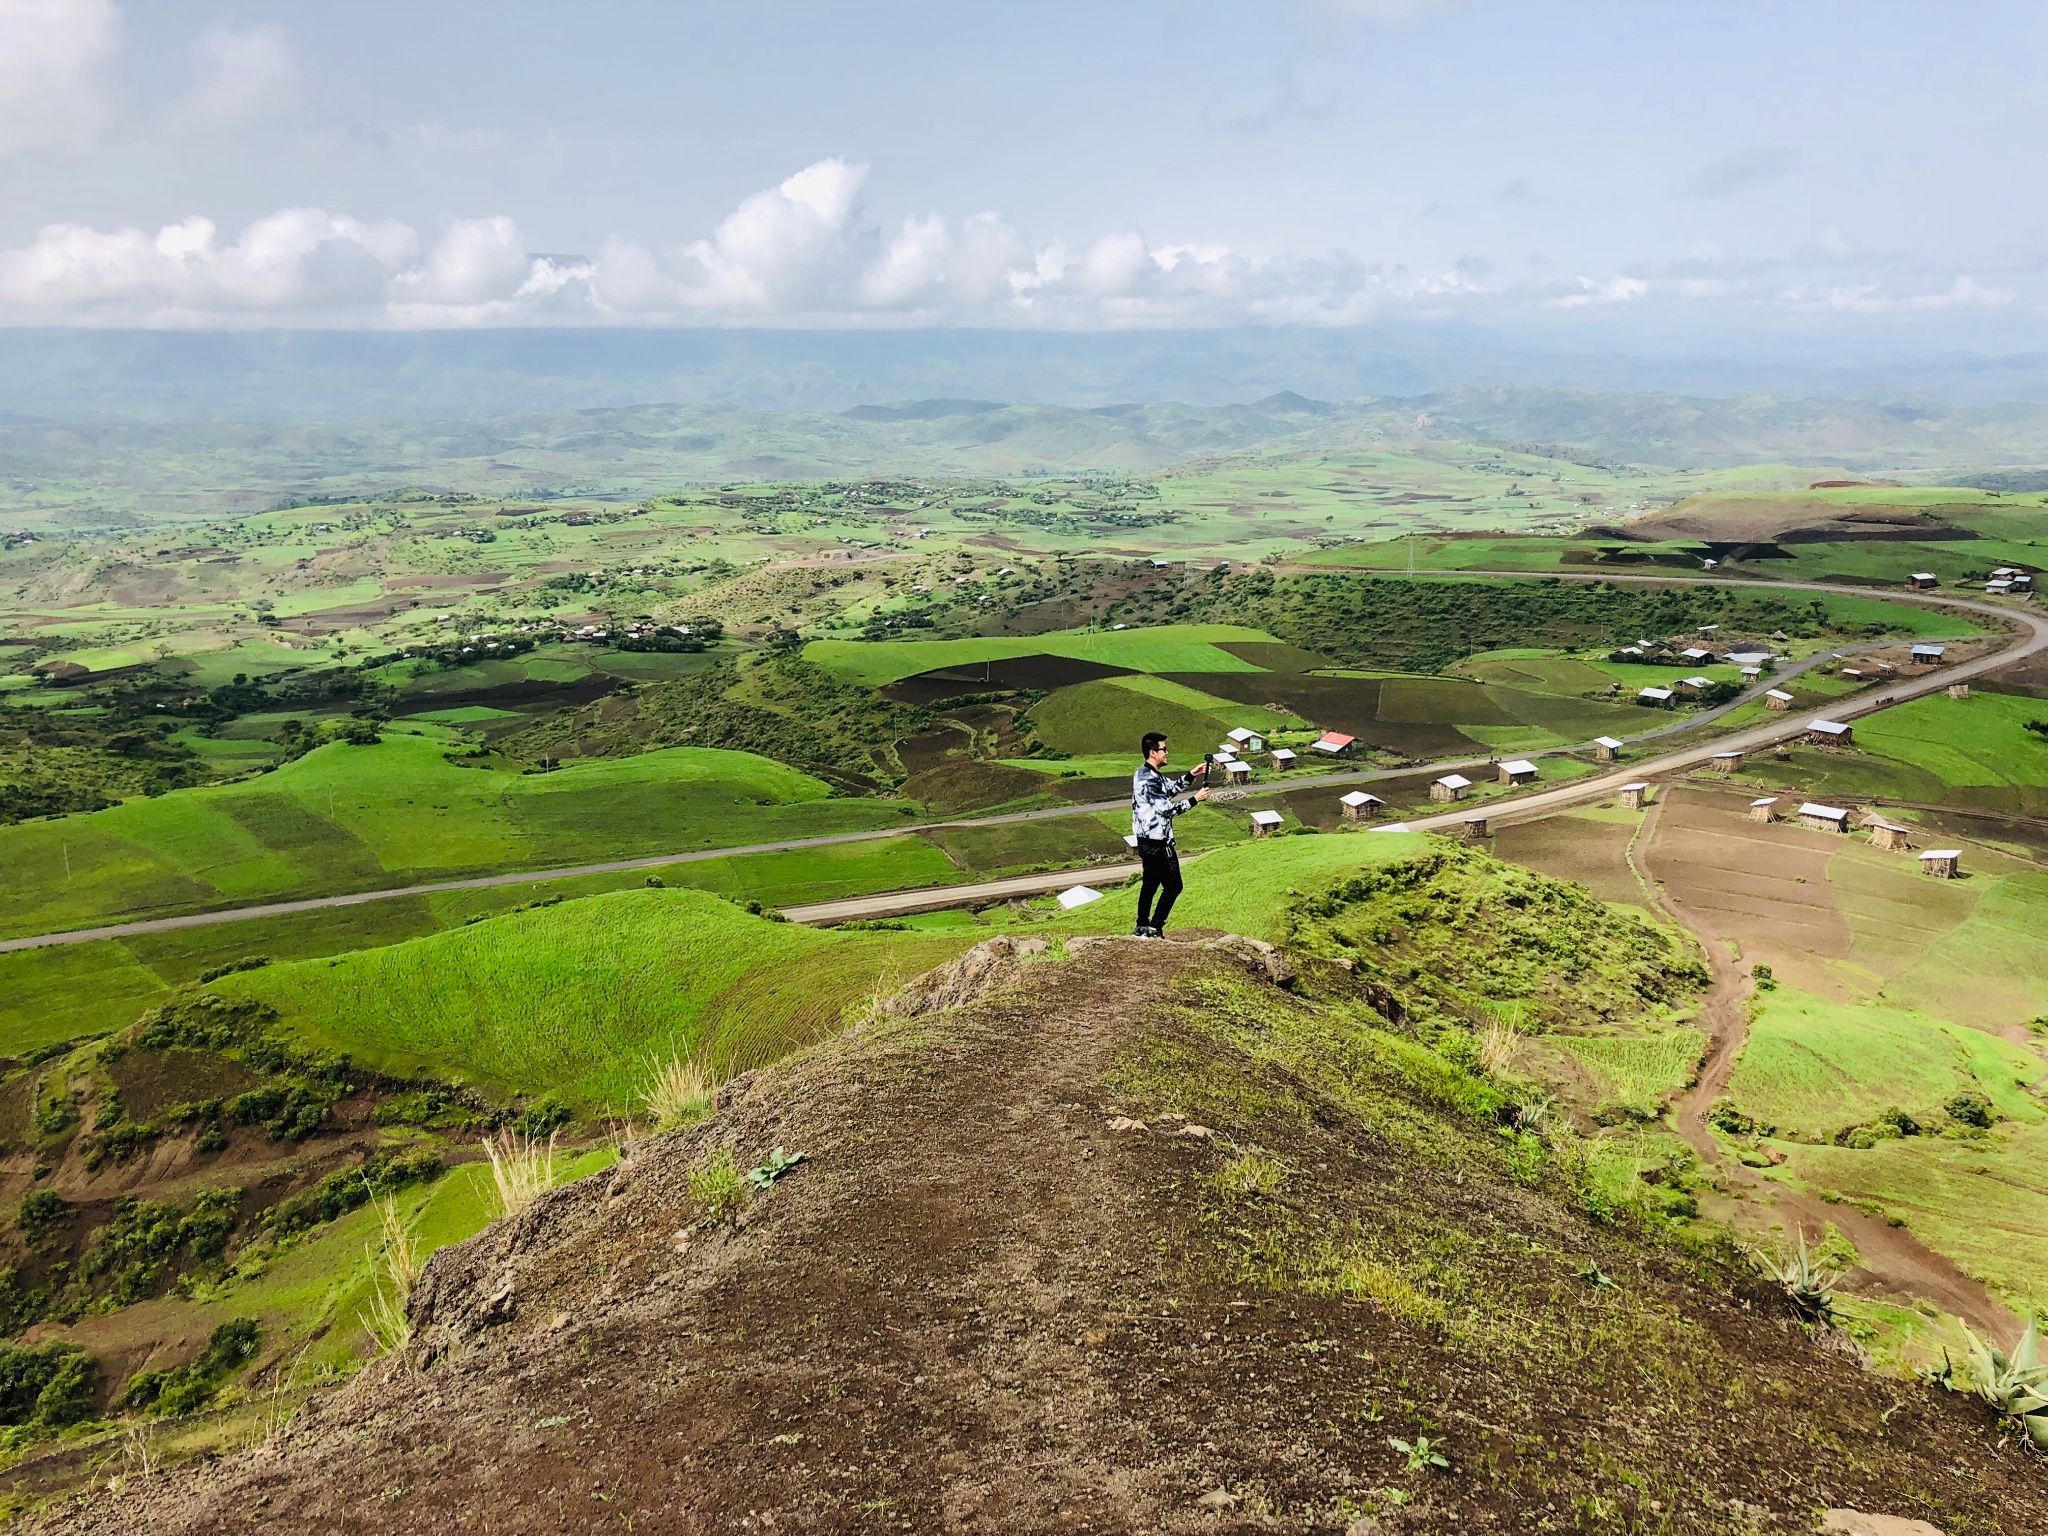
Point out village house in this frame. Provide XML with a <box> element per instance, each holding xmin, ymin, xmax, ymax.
<box><xmin>1498</xmin><ymin>759</ymin><xmax>1539</xmax><ymax>786</ymax></box>
<box><xmin>1909</xmin><ymin>572</ymin><xmax>1939</xmax><ymax>590</ymax></box>
<box><xmin>1311</xmin><ymin>732</ymin><xmax>1356</xmax><ymax>756</ymax></box>
<box><xmin>1764</xmin><ymin>688</ymin><xmax>1795</xmax><ymax>711</ymax></box>
<box><xmin>1339</xmin><ymin>790</ymin><xmax>1383</xmax><ymax>821</ymax></box>
<box><xmin>1749</xmin><ymin>797</ymin><xmax>1778</xmax><ymax>822</ymax></box>
<box><xmin>1840</xmin><ymin>667</ymin><xmax>1865</xmax><ymax>681</ymax></box>
<box><xmin>1919</xmin><ymin>849</ymin><xmax>1962</xmax><ymax>879</ymax></box>
<box><xmin>1463</xmin><ymin>816</ymin><xmax>1489</xmax><ymax>841</ymax></box>
<box><xmin>1430</xmin><ymin>773</ymin><xmax>1472</xmax><ymax>803</ymax></box>
<box><xmin>1619</xmin><ymin>783</ymin><xmax>1651</xmax><ymax>810</ymax></box>
<box><xmin>1227</xmin><ymin>727</ymin><xmax>1266</xmax><ymax>754</ymax></box>
<box><xmin>1680</xmin><ymin>647</ymin><xmax>1714</xmax><ymax>663</ymax></box>
<box><xmin>1223</xmin><ymin>760</ymin><xmax>1253</xmax><ymax>785</ymax></box>
<box><xmin>1807</xmin><ymin>719</ymin><xmax>1854</xmax><ymax>747</ymax></box>
<box><xmin>1639</xmin><ymin>686</ymin><xmax>1676</xmax><ymax>707</ymax></box>
<box><xmin>1594</xmin><ymin>736</ymin><xmax>1624</xmax><ymax>762</ymax></box>
<box><xmin>1741</xmin><ymin>667</ymin><xmax>1762</xmax><ymax>683</ymax></box>
<box><xmin>1910</xmin><ymin>644</ymin><xmax>1945</xmax><ymax>666</ymax></box>
<box><xmin>1865</xmin><ymin>818</ymin><xmax>1912</xmax><ymax>852</ymax></box>
<box><xmin>1798</xmin><ymin>802</ymin><xmax>1851</xmax><ymax>833</ymax></box>
<box><xmin>1710</xmin><ymin>751</ymin><xmax>1742</xmax><ymax>774</ymax></box>
<box><xmin>1249</xmin><ymin>810</ymin><xmax>1284</xmax><ymax>838</ymax></box>
<box><xmin>1269</xmin><ymin>747</ymin><xmax>1297</xmax><ymax>770</ymax></box>
<box><xmin>1987</xmin><ymin>580</ymin><xmax>2013</xmax><ymax>596</ymax></box>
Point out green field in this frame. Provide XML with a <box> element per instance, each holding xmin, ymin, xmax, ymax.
<box><xmin>215</xmin><ymin>888</ymin><xmax>975</xmax><ymax>1108</ymax></box>
<box><xmin>1552</xmin><ymin>1030</ymin><xmax>1709</xmax><ymax>1117</ymax></box>
<box><xmin>1851</xmin><ymin>691</ymin><xmax>2048</xmax><ymax>789</ymax></box>
<box><xmin>807</xmin><ymin>623</ymin><xmax>1279</xmax><ymax>687</ymax></box>
<box><xmin>0</xmin><ymin>732</ymin><xmax>915</xmax><ymax>941</ymax></box>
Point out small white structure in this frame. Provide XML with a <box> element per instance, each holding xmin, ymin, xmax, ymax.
<box><xmin>1920</xmin><ymin>848</ymin><xmax>1962</xmax><ymax>879</ymax></box>
<box><xmin>1679</xmin><ymin>674</ymin><xmax>1713</xmax><ymax>696</ymax></box>
<box><xmin>1593</xmin><ymin>736</ymin><xmax>1624</xmax><ymax>762</ymax></box>
<box><xmin>1056</xmin><ymin>885</ymin><xmax>1104</xmax><ymax>909</ymax></box>
<box><xmin>1741</xmin><ymin>667</ymin><xmax>1762</xmax><ymax>682</ymax></box>
<box><xmin>1764</xmin><ymin>688</ymin><xmax>1795</xmax><ymax>711</ymax></box>
<box><xmin>1798</xmin><ymin>802</ymin><xmax>1851</xmax><ymax>833</ymax></box>
<box><xmin>1987</xmin><ymin>580</ymin><xmax>2013</xmax><ymax>596</ymax></box>
<box><xmin>1639</xmin><ymin>686</ymin><xmax>1675</xmax><ymax>706</ymax></box>
<box><xmin>1947</xmin><ymin>684</ymin><xmax>1971</xmax><ymax>701</ymax></box>
<box><xmin>1369</xmin><ymin>822</ymin><xmax>1413</xmax><ymax>833</ymax></box>
<box><xmin>1339</xmin><ymin>790</ymin><xmax>1384</xmax><ymax>822</ymax></box>
<box><xmin>1909</xmin><ymin>572</ymin><xmax>1939</xmax><ymax>590</ymax></box>
<box><xmin>1808</xmin><ymin>719</ymin><xmax>1854</xmax><ymax>746</ymax></box>
<box><xmin>1249</xmin><ymin>809</ymin><xmax>1285</xmax><ymax>838</ymax></box>
<box><xmin>1680</xmin><ymin>647</ymin><xmax>1714</xmax><ymax>662</ymax></box>
<box><xmin>1311</xmin><ymin>732</ymin><xmax>1356</xmax><ymax>756</ymax></box>
<box><xmin>1910</xmin><ymin>644</ymin><xmax>1945</xmax><ymax>665</ymax></box>
<box><xmin>1223</xmin><ymin>759</ymin><xmax>1253</xmax><ymax>784</ymax></box>
<box><xmin>1710</xmin><ymin>751</ymin><xmax>1743</xmax><ymax>774</ymax></box>
<box><xmin>1749</xmin><ymin>796</ymin><xmax>1778</xmax><ymax>823</ymax></box>
<box><xmin>1498</xmin><ymin>759</ymin><xmax>1539</xmax><ymax>786</ymax></box>
<box><xmin>1993</xmin><ymin>567</ymin><xmax>2018</xmax><ymax>578</ymax></box>
<box><xmin>1619</xmin><ymin>782</ymin><xmax>1651</xmax><ymax>810</ymax></box>
<box><xmin>1270</xmin><ymin>747</ymin><xmax>1297</xmax><ymax>769</ymax></box>
<box><xmin>1430</xmin><ymin>773</ymin><xmax>1472</xmax><ymax>803</ymax></box>
<box><xmin>1462</xmin><ymin>815</ymin><xmax>1489</xmax><ymax>841</ymax></box>
<box><xmin>1866</xmin><ymin>818</ymin><xmax>1912</xmax><ymax>852</ymax></box>
<box><xmin>1227</xmin><ymin>727</ymin><xmax>1266</xmax><ymax>753</ymax></box>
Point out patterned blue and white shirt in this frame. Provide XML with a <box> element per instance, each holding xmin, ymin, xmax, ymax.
<box><xmin>1132</xmin><ymin>763</ymin><xmax>1195</xmax><ymax>844</ymax></box>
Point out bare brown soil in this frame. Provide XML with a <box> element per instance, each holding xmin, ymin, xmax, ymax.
<box><xmin>33</xmin><ymin>939</ymin><xmax>2048</xmax><ymax>1535</ymax></box>
<box><xmin>880</xmin><ymin>654</ymin><xmax>1136</xmax><ymax>706</ymax></box>
<box><xmin>1490</xmin><ymin>815</ymin><xmax>1649</xmax><ymax>907</ymax></box>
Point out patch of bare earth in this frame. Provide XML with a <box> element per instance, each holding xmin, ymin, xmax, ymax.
<box><xmin>34</xmin><ymin>938</ymin><xmax>2047</xmax><ymax>1534</ymax></box>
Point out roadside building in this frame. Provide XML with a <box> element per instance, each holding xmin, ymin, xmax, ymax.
<box><xmin>1987</xmin><ymin>580</ymin><xmax>2013</xmax><ymax>596</ymax></box>
<box><xmin>1807</xmin><ymin>719</ymin><xmax>1853</xmax><ymax>747</ymax></box>
<box><xmin>1269</xmin><ymin>747</ymin><xmax>1297</xmax><ymax>770</ymax></box>
<box><xmin>1311</xmin><ymin>731</ymin><xmax>1356</xmax><ymax>757</ymax></box>
<box><xmin>1679</xmin><ymin>675</ymin><xmax>1712</xmax><ymax>696</ymax></box>
<box><xmin>1249</xmin><ymin>810</ymin><xmax>1284</xmax><ymax>839</ymax></box>
<box><xmin>1594</xmin><ymin>736</ymin><xmax>1624</xmax><ymax>762</ymax></box>
<box><xmin>1866</xmin><ymin>818</ymin><xmax>1912</xmax><ymax>852</ymax></box>
<box><xmin>1223</xmin><ymin>759</ymin><xmax>1253</xmax><ymax>785</ymax></box>
<box><xmin>1638</xmin><ymin>686</ymin><xmax>1675</xmax><ymax>707</ymax></box>
<box><xmin>1749</xmin><ymin>797</ymin><xmax>1778</xmax><ymax>823</ymax></box>
<box><xmin>1947</xmin><ymin>684</ymin><xmax>1970</xmax><ymax>701</ymax></box>
<box><xmin>1798</xmin><ymin>802</ymin><xmax>1851</xmax><ymax>833</ymax></box>
<box><xmin>1339</xmin><ymin>790</ymin><xmax>1383</xmax><ymax>821</ymax></box>
<box><xmin>1680</xmin><ymin>647</ymin><xmax>1714</xmax><ymax>663</ymax></box>
<box><xmin>1909</xmin><ymin>644</ymin><xmax>1945</xmax><ymax>666</ymax></box>
<box><xmin>1619</xmin><ymin>783</ymin><xmax>1651</xmax><ymax>810</ymax></box>
<box><xmin>1764</xmin><ymin>689</ymin><xmax>1794</xmax><ymax>711</ymax></box>
<box><xmin>1462</xmin><ymin>816</ymin><xmax>1489</xmax><ymax>841</ymax></box>
<box><xmin>1909</xmin><ymin>572</ymin><xmax>1939</xmax><ymax>590</ymax></box>
<box><xmin>1741</xmin><ymin>667</ymin><xmax>1762</xmax><ymax>683</ymax></box>
<box><xmin>1430</xmin><ymin>773</ymin><xmax>1472</xmax><ymax>803</ymax></box>
<box><xmin>1710</xmin><ymin>751</ymin><xmax>1742</xmax><ymax>774</ymax></box>
<box><xmin>1227</xmin><ymin>727</ymin><xmax>1266</xmax><ymax>753</ymax></box>
<box><xmin>1498</xmin><ymin>759</ymin><xmax>1539</xmax><ymax>786</ymax></box>
<box><xmin>1840</xmin><ymin>667</ymin><xmax>1865</xmax><ymax>681</ymax></box>
<box><xmin>1919</xmin><ymin>849</ymin><xmax>1962</xmax><ymax>879</ymax></box>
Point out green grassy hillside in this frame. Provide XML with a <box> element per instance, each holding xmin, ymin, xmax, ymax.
<box><xmin>213</xmin><ymin>888</ymin><xmax>974</xmax><ymax>1108</ymax></box>
<box><xmin>0</xmin><ymin>732</ymin><xmax>911</xmax><ymax>941</ymax></box>
<box><xmin>807</xmin><ymin>624</ymin><xmax>1277</xmax><ymax>687</ymax></box>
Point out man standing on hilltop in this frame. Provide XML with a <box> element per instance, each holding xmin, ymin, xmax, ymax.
<box><xmin>1131</xmin><ymin>731</ymin><xmax>1209</xmax><ymax>939</ymax></box>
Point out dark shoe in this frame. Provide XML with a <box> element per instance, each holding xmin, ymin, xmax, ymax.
<box><xmin>1133</xmin><ymin>924</ymin><xmax>1160</xmax><ymax>939</ymax></box>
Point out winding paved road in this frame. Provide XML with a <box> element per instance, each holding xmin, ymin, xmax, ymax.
<box><xmin>3</xmin><ymin>576</ymin><xmax>2040</xmax><ymax>950</ymax></box>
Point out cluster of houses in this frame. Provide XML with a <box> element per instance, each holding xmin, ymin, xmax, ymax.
<box><xmin>1747</xmin><ymin>796</ymin><xmax>1962</xmax><ymax>877</ymax></box>
<box><xmin>1911</xmin><ymin>568</ymin><xmax>2036</xmax><ymax>597</ymax></box>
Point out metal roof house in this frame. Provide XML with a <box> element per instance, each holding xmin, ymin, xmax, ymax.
<box><xmin>1679</xmin><ymin>675</ymin><xmax>1713</xmax><ymax>695</ymax></box>
<box><xmin>1909</xmin><ymin>572</ymin><xmax>1939</xmax><ymax>589</ymax></box>
<box><xmin>1223</xmin><ymin>759</ymin><xmax>1253</xmax><ymax>783</ymax></box>
<box><xmin>1430</xmin><ymin>773</ymin><xmax>1472</xmax><ymax>802</ymax></box>
<box><xmin>1798</xmin><ymin>802</ymin><xmax>1851</xmax><ymax>832</ymax></box>
<box><xmin>1310</xmin><ymin>732</ymin><xmax>1356</xmax><ymax>755</ymax></box>
<box><xmin>1710</xmin><ymin>751</ymin><xmax>1743</xmax><ymax>773</ymax></box>
<box><xmin>1638</xmin><ymin>686</ymin><xmax>1675</xmax><ymax>706</ymax></box>
<box><xmin>1498</xmin><ymin>759</ymin><xmax>1539</xmax><ymax>786</ymax></box>
<box><xmin>1249</xmin><ymin>809</ymin><xmax>1285</xmax><ymax>838</ymax></box>
<box><xmin>1910</xmin><ymin>644</ymin><xmax>1945</xmax><ymax>664</ymax></box>
<box><xmin>1338</xmin><ymin>790</ymin><xmax>1383</xmax><ymax>821</ymax></box>
<box><xmin>1749</xmin><ymin>797</ymin><xmax>1778</xmax><ymax>822</ymax></box>
<box><xmin>1269</xmin><ymin>747</ymin><xmax>1297</xmax><ymax>769</ymax></box>
<box><xmin>1618</xmin><ymin>783</ymin><xmax>1651</xmax><ymax>810</ymax></box>
<box><xmin>1764</xmin><ymin>689</ymin><xmax>1795</xmax><ymax>711</ymax></box>
<box><xmin>1920</xmin><ymin>849</ymin><xmax>1961</xmax><ymax>878</ymax></box>
<box><xmin>1593</xmin><ymin>736</ymin><xmax>1624</xmax><ymax>762</ymax></box>
<box><xmin>1807</xmin><ymin>719</ymin><xmax>1853</xmax><ymax>746</ymax></box>
<box><xmin>1866</xmin><ymin>818</ymin><xmax>1912</xmax><ymax>851</ymax></box>
<box><xmin>1227</xmin><ymin>727</ymin><xmax>1266</xmax><ymax>752</ymax></box>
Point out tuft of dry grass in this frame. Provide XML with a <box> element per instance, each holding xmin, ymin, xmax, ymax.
<box><xmin>642</xmin><ymin>1053</ymin><xmax>719</xmax><ymax>1131</ymax></box>
<box><xmin>1203</xmin><ymin>1147</ymin><xmax>1288</xmax><ymax>1198</ymax></box>
<box><xmin>1479</xmin><ymin>1020</ymin><xmax>1520</xmax><ymax>1079</ymax></box>
<box><xmin>485</xmin><ymin>1129</ymin><xmax>562</xmax><ymax>1220</ymax></box>
<box><xmin>359</xmin><ymin>1194</ymin><xmax>422</xmax><ymax>1355</ymax></box>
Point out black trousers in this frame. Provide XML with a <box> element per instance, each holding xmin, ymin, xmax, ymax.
<box><xmin>1135</xmin><ymin>838</ymin><xmax>1182</xmax><ymax>930</ymax></box>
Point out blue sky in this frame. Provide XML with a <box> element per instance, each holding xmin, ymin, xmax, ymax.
<box><xmin>1</xmin><ymin>0</ymin><xmax>2044</xmax><ymax>347</ymax></box>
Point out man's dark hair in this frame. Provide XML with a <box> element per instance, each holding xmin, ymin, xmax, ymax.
<box><xmin>1141</xmin><ymin>731</ymin><xmax>1167</xmax><ymax>756</ymax></box>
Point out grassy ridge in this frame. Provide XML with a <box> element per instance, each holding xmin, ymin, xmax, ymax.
<box><xmin>807</xmin><ymin>624</ymin><xmax>1279</xmax><ymax>687</ymax></box>
<box><xmin>214</xmin><ymin>889</ymin><xmax>975</xmax><ymax>1108</ymax></box>
<box><xmin>1552</xmin><ymin>1031</ymin><xmax>1709</xmax><ymax>1117</ymax></box>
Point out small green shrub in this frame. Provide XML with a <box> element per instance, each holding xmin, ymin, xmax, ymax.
<box><xmin>687</xmin><ymin>1149</ymin><xmax>746</xmax><ymax>1224</ymax></box>
<box><xmin>0</xmin><ymin>1343</ymin><xmax>95</xmax><ymax>1429</ymax></box>
<box><xmin>118</xmin><ymin>1318</ymin><xmax>261</xmax><ymax>1418</ymax></box>
<box><xmin>1945</xmin><ymin>1091</ymin><xmax>1995</xmax><ymax>1129</ymax></box>
<box><xmin>16</xmin><ymin>1190</ymin><xmax>66</xmax><ymax>1238</ymax></box>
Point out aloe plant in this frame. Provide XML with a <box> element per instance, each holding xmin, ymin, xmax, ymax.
<box><xmin>1961</xmin><ymin>1321</ymin><xmax>2048</xmax><ymax>1451</ymax></box>
<box><xmin>1756</xmin><ymin>1231</ymin><xmax>1839</xmax><ymax>1320</ymax></box>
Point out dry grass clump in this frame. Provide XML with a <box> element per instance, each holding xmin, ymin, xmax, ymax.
<box><xmin>359</xmin><ymin>1195</ymin><xmax>421</xmax><ymax>1354</ymax></box>
<box><xmin>642</xmin><ymin>1053</ymin><xmax>719</xmax><ymax>1131</ymax></box>
<box><xmin>1203</xmin><ymin>1147</ymin><xmax>1288</xmax><ymax>1198</ymax></box>
<box><xmin>1479</xmin><ymin>1021</ymin><xmax>1520</xmax><ymax>1079</ymax></box>
<box><xmin>485</xmin><ymin>1128</ymin><xmax>562</xmax><ymax>1220</ymax></box>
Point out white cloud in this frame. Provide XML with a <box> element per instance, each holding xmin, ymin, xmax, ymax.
<box><xmin>671</xmin><ymin>157</ymin><xmax>870</xmax><ymax>311</ymax></box>
<box><xmin>0</xmin><ymin>0</ymin><xmax>120</xmax><ymax>159</ymax></box>
<box><xmin>1547</xmin><ymin>275</ymin><xmax>1649</xmax><ymax>309</ymax></box>
<box><xmin>395</xmin><ymin>217</ymin><xmax>532</xmax><ymax>305</ymax></box>
<box><xmin>1809</xmin><ymin>275</ymin><xmax>2014</xmax><ymax>315</ymax></box>
<box><xmin>179</xmin><ymin>22</ymin><xmax>299</xmax><ymax>130</ymax></box>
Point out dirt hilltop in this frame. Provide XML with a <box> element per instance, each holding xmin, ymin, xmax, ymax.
<box><xmin>31</xmin><ymin>934</ymin><xmax>2048</xmax><ymax>1535</ymax></box>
